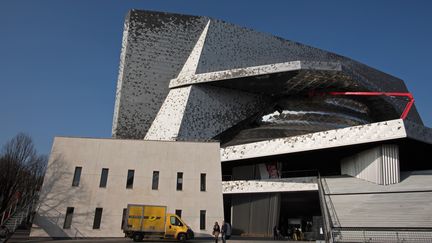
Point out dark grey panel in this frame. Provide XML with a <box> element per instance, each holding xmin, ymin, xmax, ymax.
<box><xmin>232</xmin><ymin>165</ymin><xmax>255</xmax><ymax>180</ymax></box>
<box><xmin>249</xmin><ymin>193</ymin><xmax>271</xmax><ymax>235</ymax></box>
<box><xmin>231</xmin><ymin>194</ymin><xmax>251</xmax><ymax>235</ymax></box>
<box><xmin>231</xmin><ymin>193</ymin><xmax>280</xmax><ymax>237</ymax></box>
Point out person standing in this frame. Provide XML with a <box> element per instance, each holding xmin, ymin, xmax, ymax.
<box><xmin>221</xmin><ymin>220</ymin><xmax>228</xmax><ymax>243</ymax></box>
<box><xmin>273</xmin><ymin>225</ymin><xmax>280</xmax><ymax>240</ymax></box>
<box><xmin>213</xmin><ymin>222</ymin><xmax>221</xmax><ymax>243</ymax></box>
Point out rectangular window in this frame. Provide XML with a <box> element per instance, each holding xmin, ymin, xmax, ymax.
<box><xmin>93</xmin><ymin>208</ymin><xmax>103</xmax><ymax>229</ymax></box>
<box><xmin>126</xmin><ymin>169</ymin><xmax>134</xmax><ymax>189</ymax></box>
<box><xmin>63</xmin><ymin>207</ymin><xmax>74</xmax><ymax>229</ymax></box>
<box><xmin>200</xmin><ymin>210</ymin><xmax>206</xmax><ymax>230</ymax></box>
<box><xmin>99</xmin><ymin>168</ymin><xmax>109</xmax><ymax>188</ymax></box>
<box><xmin>72</xmin><ymin>167</ymin><xmax>82</xmax><ymax>187</ymax></box>
<box><xmin>152</xmin><ymin>171</ymin><xmax>159</xmax><ymax>190</ymax></box>
<box><xmin>176</xmin><ymin>172</ymin><xmax>183</xmax><ymax>191</ymax></box>
<box><xmin>175</xmin><ymin>209</ymin><xmax>182</xmax><ymax>218</ymax></box>
<box><xmin>121</xmin><ymin>208</ymin><xmax>127</xmax><ymax>229</ymax></box>
<box><xmin>200</xmin><ymin>173</ymin><xmax>206</xmax><ymax>191</ymax></box>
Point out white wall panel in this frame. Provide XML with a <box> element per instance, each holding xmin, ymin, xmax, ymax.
<box><xmin>341</xmin><ymin>145</ymin><xmax>399</xmax><ymax>185</ymax></box>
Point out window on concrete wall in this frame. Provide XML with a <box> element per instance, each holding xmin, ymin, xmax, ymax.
<box><xmin>126</xmin><ymin>169</ymin><xmax>134</xmax><ymax>189</ymax></box>
<box><xmin>200</xmin><ymin>173</ymin><xmax>206</xmax><ymax>191</ymax></box>
<box><xmin>121</xmin><ymin>208</ymin><xmax>127</xmax><ymax>229</ymax></box>
<box><xmin>93</xmin><ymin>208</ymin><xmax>103</xmax><ymax>229</ymax></box>
<box><xmin>200</xmin><ymin>210</ymin><xmax>206</xmax><ymax>230</ymax></box>
<box><xmin>152</xmin><ymin>171</ymin><xmax>159</xmax><ymax>190</ymax></box>
<box><xmin>72</xmin><ymin>167</ymin><xmax>82</xmax><ymax>187</ymax></box>
<box><xmin>99</xmin><ymin>168</ymin><xmax>109</xmax><ymax>188</ymax></box>
<box><xmin>175</xmin><ymin>209</ymin><xmax>182</xmax><ymax>218</ymax></box>
<box><xmin>63</xmin><ymin>207</ymin><xmax>74</xmax><ymax>229</ymax></box>
<box><xmin>176</xmin><ymin>172</ymin><xmax>183</xmax><ymax>191</ymax></box>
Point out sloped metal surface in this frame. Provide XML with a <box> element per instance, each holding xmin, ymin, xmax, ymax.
<box><xmin>112</xmin><ymin>10</ymin><xmax>423</xmax><ymax>142</ymax></box>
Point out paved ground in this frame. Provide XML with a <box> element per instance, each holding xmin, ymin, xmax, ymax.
<box><xmin>12</xmin><ymin>237</ymin><xmax>313</xmax><ymax>243</ymax></box>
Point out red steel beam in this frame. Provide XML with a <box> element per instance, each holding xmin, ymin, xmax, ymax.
<box><xmin>309</xmin><ymin>91</ymin><xmax>415</xmax><ymax>120</ymax></box>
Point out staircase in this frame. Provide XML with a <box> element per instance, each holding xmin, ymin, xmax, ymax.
<box><xmin>0</xmin><ymin>194</ymin><xmax>38</xmax><ymax>243</ymax></box>
<box><xmin>317</xmin><ymin>172</ymin><xmax>432</xmax><ymax>242</ymax></box>
<box><xmin>5</xmin><ymin>228</ymin><xmax>31</xmax><ymax>243</ymax></box>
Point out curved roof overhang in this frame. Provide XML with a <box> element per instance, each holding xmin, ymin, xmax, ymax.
<box><xmin>220</xmin><ymin>119</ymin><xmax>432</xmax><ymax>162</ymax></box>
<box><xmin>170</xmin><ymin>60</ymin><xmax>422</xmax><ymax>124</ymax></box>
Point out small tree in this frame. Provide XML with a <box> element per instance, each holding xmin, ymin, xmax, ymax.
<box><xmin>0</xmin><ymin>133</ymin><xmax>47</xmax><ymax>213</ymax></box>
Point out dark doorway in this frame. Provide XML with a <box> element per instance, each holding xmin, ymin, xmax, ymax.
<box><xmin>278</xmin><ymin>191</ymin><xmax>323</xmax><ymax>241</ymax></box>
<box><xmin>223</xmin><ymin>194</ymin><xmax>232</xmax><ymax>224</ymax></box>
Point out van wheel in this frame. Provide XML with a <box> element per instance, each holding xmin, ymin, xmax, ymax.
<box><xmin>178</xmin><ymin>233</ymin><xmax>186</xmax><ymax>242</ymax></box>
<box><xmin>132</xmin><ymin>233</ymin><xmax>144</xmax><ymax>242</ymax></box>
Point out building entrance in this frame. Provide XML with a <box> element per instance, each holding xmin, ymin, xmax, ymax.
<box><xmin>277</xmin><ymin>191</ymin><xmax>323</xmax><ymax>241</ymax></box>
<box><xmin>227</xmin><ymin>190</ymin><xmax>323</xmax><ymax>240</ymax></box>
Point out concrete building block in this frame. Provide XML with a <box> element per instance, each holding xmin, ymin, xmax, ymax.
<box><xmin>31</xmin><ymin>137</ymin><xmax>223</xmax><ymax>238</ymax></box>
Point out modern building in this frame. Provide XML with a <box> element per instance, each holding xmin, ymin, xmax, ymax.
<box><xmin>32</xmin><ymin>10</ymin><xmax>432</xmax><ymax>242</ymax></box>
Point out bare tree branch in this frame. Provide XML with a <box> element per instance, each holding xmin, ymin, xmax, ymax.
<box><xmin>0</xmin><ymin>133</ymin><xmax>47</xmax><ymax>213</ymax></box>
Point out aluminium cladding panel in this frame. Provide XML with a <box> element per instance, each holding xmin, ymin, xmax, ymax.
<box><xmin>194</xmin><ymin>17</ymin><xmax>411</xmax><ymax>99</ymax></box>
<box><xmin>30</xmin><ymin>137</ymin><xmax>223</xmax><ymax>238</ymax></box>
<box><xmin>173</xmin><ymin>16</ymin><xmax>422</xmax><ymax>123</ymax></box>
<box><xmin>144</xmin><ymin>85</ymin><xmax>269</xmax><ymax>141</ymax></box>
<box><xmin>404</xmin><ymin>119</ymin><xmax>432</xmax><ymax>144</ymax></box>
<box><xmin>221</xmin><ymin>119</ymin><xmax>407</xmax><ymax>162</ymax></box>
<box><xmin>112</xmin><ymin>10</ymin><xmax>209</xmax><ymax>139</ymax></box>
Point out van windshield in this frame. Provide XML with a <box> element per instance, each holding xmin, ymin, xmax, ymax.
<box><xmin>170</xmin><ymin>216</ymin><xmax>183</xmax><ymax>226</ymax></box>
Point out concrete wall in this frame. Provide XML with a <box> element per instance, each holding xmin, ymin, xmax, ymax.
<box><xmin>30</xmin><ymin>137</ymin><xmax>223</xmax><ymax>238</ymax></box>
<box><xmin>341</xmin><ymin>144</ymin><xmax>400</xmax><ymax>185</ymax></box>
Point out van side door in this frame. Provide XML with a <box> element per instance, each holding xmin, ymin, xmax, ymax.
<box><xmin>165</xmin><ymin>215</ymin><xmax>183</xmax><ymax>238</ymax></box>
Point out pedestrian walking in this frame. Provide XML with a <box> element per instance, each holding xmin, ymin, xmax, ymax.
<box><xmin>221</xmin><ymin>220</ymin><xmax>228</xmax><ymax>243</ymax></box>
<box><xmin>213</xmin><ymin>221</ymin><xmax>221</xmax><ymax>243</ymax></box>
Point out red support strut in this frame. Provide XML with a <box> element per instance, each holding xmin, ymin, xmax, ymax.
<box><xmin>308</xmin><ymin>91</ymin><xmax>415</xmax><ymax>120</ymax></box>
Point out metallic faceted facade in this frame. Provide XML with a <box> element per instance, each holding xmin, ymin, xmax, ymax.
<box><xmin>112</xmin><ymin>10</ymin><xmax>423</xmax><ymax>144</ymax></box>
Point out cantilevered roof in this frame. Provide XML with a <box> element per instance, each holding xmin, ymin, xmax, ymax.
<box><xmin>221</xmin><ymin>119</ymin><xmax>432</xmax><ymax>162</ymax></box>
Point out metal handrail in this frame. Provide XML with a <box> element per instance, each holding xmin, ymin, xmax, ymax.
<box><xmin>0</xmin><ymin>192</ymin><xmax>37</xmax><ymax>227</ymax></box>
<box><xmin>317</xmin><ymin>173</ymin><xmax>333</xmax><ymax>243</ymax></box>
<box><xmin>37</xmin><ymin>201</ymin><xmax>85</xmax><ymax>239</ymax></box>
<box><xmin>0</xmin><ymin>192</ymin><xmax>39</xmax><ymax>243</ymax></box>
<box><xmin>322</xmin><ymin>177</ymin><xmax>341</xmax><ymax>228</ymax></box>
<box><xmin>332</xmin><ymin>227</ymin><xmax>432</xmax><ymax>243</ymax></box>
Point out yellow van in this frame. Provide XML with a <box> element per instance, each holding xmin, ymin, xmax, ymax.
<box><xmin>123</xmin><ymin>204</ymin><xmax>194</xmax><ymax>242</ymax></box>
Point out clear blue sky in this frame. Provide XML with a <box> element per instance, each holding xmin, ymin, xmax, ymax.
<box><xmin>1</xmin><ymin>0</ymin><xmax>431</xmax><ymax>155</ymax></box>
